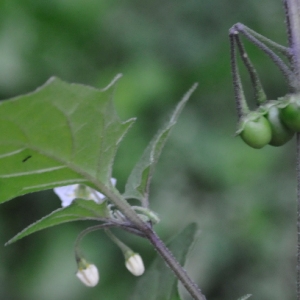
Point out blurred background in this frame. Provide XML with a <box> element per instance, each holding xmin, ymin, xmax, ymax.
<box><xmin>0</xmin><ymin>0</ymin><xmax>296</xmax><ymax>299</ymax></box>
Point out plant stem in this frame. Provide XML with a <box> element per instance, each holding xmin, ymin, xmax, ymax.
<box><xmin>232</xmin><ymin>23</ymin><xmax>294</xmax><ymax>88</ymax></box>
<box><xmin>285</xmin><ymin>1</ymin><xmax>300</xmax><ymax>300</ymax></box>
<box><xmin>229</xmin><ymin>30</ymin><xmax>249</xmax><ymax>119</ymax></box>
<box><xmin>297</xmin><ymin>133</ymin><xmax>300</xmax><ymax>300</ymax></box>
<box><xmin>84</xmin><ymin>174</ymin><xmax>206</xmax><ymax>299</ymax></box>
<box><xmin>285</xmin><ymin>0</ymin><xmax>300</xmax><ymax>89</ymax></box>
<box><xmin>234</xmin><ymin>33</ymin><xmax>267</xmax><ymax>105</ymax></box>
<box><xmin>145</xmin><ymin>228</ymin><xmax>207</xmax><ymax>300</ymax></box>
<box><xmin>105</xmin><ymin>229</ymin><xmax>133</xmax><ymax>254</ymax></box>
<box><xmin>74</xmin><ymin>223</ymin><xmax>115</xmax><ymax>262</ymax></box>
<box><xmin>236</xmin><ymin>23</ymin><xmax>292</xmax><ymax>58</ymax></box>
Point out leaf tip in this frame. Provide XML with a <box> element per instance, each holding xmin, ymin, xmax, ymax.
<box><xmin>184</xmin><ymin>82</ymin><xmax>198</xmax><ymax>100</ymax></box>
<box><xmin>100</xmin><ymin>73</ymin><xmax>123</xmax><ymax>92</ymax></box>
<box><xmin>237</xmin><ymin>294</ymin><xmax>252</xmax><ymax>300</ymax></box>
<box><xmin>45</xmin><ymin>76</ymin><xmax>60</xmax><ymax>86</ymax></box>
<box><xmin>4</xmin><ymin>239</ymin><xmax>14</xmax><ymax>247</ymax></box>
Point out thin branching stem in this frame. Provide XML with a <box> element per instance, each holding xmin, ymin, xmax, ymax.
<box><xmin>74</xmin><ymin>223</ymin><xmax>116</xmax><ymax>262</ymax></box>
<box><xmin>232</xmin><ymin>23</ymin><xmax>295</xmax><ymax>89</ymax></box>
<box><xmin>144</xmin><ymin>227</ymin><xmax>207</xmax><ymax>300</ymax></box>
<box><xmin>237</xmin><ymin>23</ymin><xmax>292</xmax><ymax>58</ymax></box>
<box><xmin>283</xmin><ymin>0</ymin><xmax>293</xmax><ymax>60</ymax></box>
<box><xmin>74</xmin><ymin>222</ymin><xmax>145</xmax><ymax>262</ymax></box>
<box><xmin>284</xmin><ymin>0</ymin><xmax>300</xmax><ymax>87</ymax></box>
<box><xmin>284</xmin><ymin>1</ymin><xmax>300</xmax><ymax>299</ymax></box>
<box><xmin>234</xmin><ymin>34</ymin><xmax>267</xmax><ymax>105</ymax></box>
<box><xmin>105</xmin><ymin>229</ymin><xmax>132</xmax><ymax>253</ymax></box>
<box><xmin>284</xmin><ymin>0</ymin><xmax>293</xmax><ymax>46</ymax></box>
<box><xmin>297</xmin><ymin>133</ymin><xmax>300</xmax><ymax>300</ymax></box>
<box><xmin>229</xmin><ymin>29</ymin><xmax>249</xmax><ymax>120</ymax></box>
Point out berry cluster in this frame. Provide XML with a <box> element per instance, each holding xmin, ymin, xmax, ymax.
<box><xmin>229</xmin><ymin>23</ymin><xmax>299</xmax><ymax>149</ymax></box>
<box><xmin>237</xmin><ymin>96</ymin><xmax>298</xmax><ymax>149</ymax></box>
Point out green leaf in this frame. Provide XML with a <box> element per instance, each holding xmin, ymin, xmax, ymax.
<box><xmin>6</xmin><ymin>199</ymin><xmax>109</xmax><ymax>245</ymax></box>
<box><xmin>131</xmin><ymin>223</ymin><xmax>199</xmax><ymax>300</ymax></box>
<box><xmin>124</xmin><ymin>83</ymin><xmax>198</xmax><ymax>206</ymax></box>
<box><xmin>0</xmin><ymin>77</ymin><xmax>134</xmax><ymax>203</ymax></box>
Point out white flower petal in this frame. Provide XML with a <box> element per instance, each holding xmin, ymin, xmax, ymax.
<box><xmin>125</xmin><ymin>253</ymin><xmax>145</xmax><ymax>276</ymax></box>
<box><xmin>88</xmin><ymin>189</ymin><xmax>105</xmax><ymax>203</ymax></box>
<box><xmin>76</xmin><ymin>264</ymin><xmax>99</xmax><ymax>287</ymax></box>
<box><xmin>53</xmin><ymin>178</ymin><xmax>117</xmax><ymax>207</ymax></box>
<box><xmin>53</xmin><ymin>184</ymin><xmax>79</xmax><ymax>207</ymax></box>
<box><xmin>110</xmin><ymin>177</ymin><xmax>117</xmax><ymax>186</ymax></box>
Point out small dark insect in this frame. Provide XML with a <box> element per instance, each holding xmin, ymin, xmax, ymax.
<box><xmin>22</xmin><ymin>155</ymin><xmax>32</xmax><ymax>163</ymax></box>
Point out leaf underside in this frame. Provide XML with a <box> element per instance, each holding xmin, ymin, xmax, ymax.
<box><xmin>131</xmin><ymin>223</ymin><xmax>199</xmax><ymax>300</ymax></box>
<box><xmin>6</xmin><ymin>199</ymin><xmax>109</xmax><ymax>245</ymax></box>
<box><xmin>0</xmin><ymin>77</ymin><xmax>134</xmax><ymax>203</ymax></box>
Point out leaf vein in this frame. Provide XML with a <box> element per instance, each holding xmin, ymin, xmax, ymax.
<box><xmin>0</xmin><ymin>166</ymin><xmax>66</xmax><ymax>178</ymax></box>
<box><xmin>22</xmin><ymin>178</ymin><xmax>87</xmax><ymax>191</ymax></box>
<box><xmin>0</xmin><ymin>148</ymin><xmax>26</xmax><ymax>159</ymax></box>
<box><xmin>51</xmin><ymin>102</ymin><xmax>76</xmax><ymax>160</ymax></box>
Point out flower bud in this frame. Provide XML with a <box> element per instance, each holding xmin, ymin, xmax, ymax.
<box><xmin>125</xmin><ymin>253</ymin><xmax>145</xmax><ymax>276</ymax></box>
<box><xmin>76</xmin><ymin>263</ymin><xmax>99</xmax><ymax>287</ymax></box>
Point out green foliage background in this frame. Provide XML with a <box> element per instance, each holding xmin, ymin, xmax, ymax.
<box><xmin>0</xmin><ymin>0</ymin><xmax>295</xmax><ymax>299</ymax></box>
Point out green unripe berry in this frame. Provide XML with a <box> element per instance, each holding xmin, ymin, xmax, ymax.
<box><xmin>237</xmin><ymin>112</ymin><xmax>272</xmax><ymax>149</ymax></box>
<box><xmin>280</xmin><ymin>94</ymin><xmax>300</xmax><ymax>132</ymax></box>
<box><xmin>262</xmin><ymin>103</ymin><xmax>294</xmax><ymax>146</ymax></box>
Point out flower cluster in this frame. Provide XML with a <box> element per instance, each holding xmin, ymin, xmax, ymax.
<box><xmin>76</xmin><ymin>252</ymin><xmax>145</xmax><ymax>287</ymax></box>
<box><xmin>54</xmin><ymin>179</ymin><xmax>145</xmax><ymax>287</ymax></box>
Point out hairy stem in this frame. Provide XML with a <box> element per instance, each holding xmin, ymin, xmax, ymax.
<box><xmin>285</xmin><ymin>0</ymin><xmax>300</xmax><ymax>88</ymax></box>
<box><xmin>234</xmin><ymin>33</ymin><xmax>267</xmax><ymax>105</ymax></box>
<box><xmin>284</xmin><ymin>0</ymin><xmax>293</xmax><ymax>51</ymax></box>
<box><xmin>297</xmin><ymin>133</ymin><xmax>300</xmax><ymax>300</ymax></box>
<box><xmin>232</xmin><ymin>23</ymin><xmax>295</xmax><ymax>89</ymax></box>
<box><xmin>145</xmin><ymin>228</ymin><xmax>207</xmax><ymax>300</ymax></box>
<box><xmin>84</xmin><ymin>177</ymin><xmax>205</xmax><ymax>299</ymax></box>
<box><xmin>229</xmin><ymin>30</ymin><xmax>249</xmax><ymax>119</ymax></box>
<box><xmin>237</xmin><ymin>23</ymin><xmax>292</xmax><ymax>58</ymax></box>
<box><xmin>285</xmin><ymin>1</ymin><xmax>300</xmax><ymax>300</ymax></box>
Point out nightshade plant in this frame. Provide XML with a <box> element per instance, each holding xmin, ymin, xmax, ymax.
<box><xmin>2</xmin><ymin>1</ymin><xmax>300</xmax><ymax>300</ymax></box>
<box><xmin>0</xmin><ymin>73</ymin><xmax>205</xmax><ymax>299</ymax></box>
<box><xmin>230</xmin><ymin>0</ymin><xmax>300</xmax><ymax>299</ymax></box>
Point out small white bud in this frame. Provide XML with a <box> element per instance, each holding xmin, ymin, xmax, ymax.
<box><xmin>76</xmin><ymin>264</ymin><xmax>99</xmax><ymax>287</ymax></box>
<box><xmin>125</xmin><ymin>253</ymin><xmax>145</xmax><ymax>276</ymax></box>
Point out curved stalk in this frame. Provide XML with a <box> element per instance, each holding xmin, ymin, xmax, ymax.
<box><xmin>74</xmin><ymin>222</ymin><xmax>145</xmax><ymax>262</ymax></box>
<box><xmin>74</xmin><ymin>223</ymin><xmax>118</xmax><ymax>262</ymax></box>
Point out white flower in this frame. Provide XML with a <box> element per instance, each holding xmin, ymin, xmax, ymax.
<box><xmin>76</xmin><ymin>263</ymin><xmax>99</xmax><ymax>287</ymax></box>
<box><xmin>125</xmin><ymin>253</ymin><xmax>145</xmax><ymax>276</ymax></box>
<box><xmin>54</xmin><ymin>178</ymin><xmax>116</xmax><ymax>207</ymax></box>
